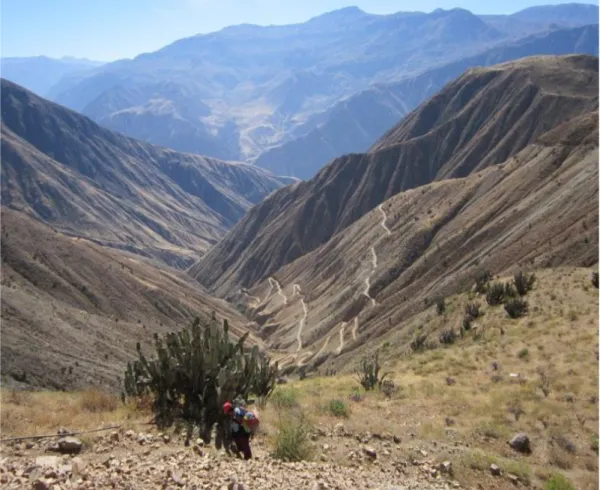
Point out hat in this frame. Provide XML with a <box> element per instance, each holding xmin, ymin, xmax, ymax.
<box><xmin>223</xmin><ymin>402</ymin><xmax>233</xmax><ymax>414</ymax></box>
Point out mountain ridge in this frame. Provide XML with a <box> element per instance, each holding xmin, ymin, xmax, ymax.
<box><xmin>1</xmin><ymin>78</ymin><xmax>287</xmax><ymax>268</ymax></box>
<box><xmin>189</xmin><ymin>54</ymin><xmax>599</xmax><ymax>296</ymax></box>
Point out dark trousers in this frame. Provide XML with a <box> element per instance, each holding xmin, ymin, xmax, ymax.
<box><xmin>232</xmin><ymin>432</ymin><xmax>252</xmax><ymax>460</ymax></box>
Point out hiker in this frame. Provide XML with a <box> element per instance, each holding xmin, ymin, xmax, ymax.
<box><xmin>223</xmin><ymin>401</ymin><xmax>257</xmax><ymax>460</ymax></box>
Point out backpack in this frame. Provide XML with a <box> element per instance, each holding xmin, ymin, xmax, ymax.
<box><xmin>241</xmin><ymin>409</ymin><xmax>260</xmax><ymax>433</ymax></box>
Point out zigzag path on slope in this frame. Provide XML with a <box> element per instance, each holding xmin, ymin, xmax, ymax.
<box><xmin>351</xmin><ymin>317</ymin><xmax>359</xmax><ymax>342</ymax></box>
<box><xmin>336</xmin><ymin>322</ymin><xmax>347</xmax><ymax>355</ymax></box>
<box><xmin>297</xmin><ymin>298</ymin><xmax>308</xmax><ymax>352</ymax></box>
<box><xmin>268</xmin><ymin>277</ymin><xmax>288</xmax><ymax>305</ymax></box>
<box><xmin>378</xmin><ymin>204</ymin><xmax>392</xmax><ymax>236</ymax></box>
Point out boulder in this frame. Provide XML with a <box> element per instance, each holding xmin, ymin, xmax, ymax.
<box><xmin>363</xmin><ymin>447</ymin><xmax>377</xmax><ymax>460</ymax></box>
<box><xmin>439</xmin><ymin>461</ymin><xmax>453</xmax><ymax>475</ymax></box>
<box><xmin>47</xmin><ymin>437</ymin><xmax>83</xmax><ymax>455</ymax></box>
<box><xmin>490</xmin><ymin>463</ymin><xmax>502</xmax><ymax>476</ymax></box>
<box><xmin>508</xmin><ymin>433</ymin><xmax>531</xmax><ymax>454</ymax></box>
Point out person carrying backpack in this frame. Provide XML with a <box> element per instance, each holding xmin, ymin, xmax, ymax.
<box><xmin>223</xmin><ymin>401</ymin><xmax>259</xmax><ymax>460</ymax></box>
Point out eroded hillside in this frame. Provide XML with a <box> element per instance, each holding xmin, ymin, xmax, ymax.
<box><xmin>0</xmin><ymin>208</ymin><xmax>263</xmax><ymax>390</ymax></box>
<box><xmin>1</xmin><ymin>79</ymin><xmax>287</xmax><ymax>268</ymax></box>
<box><xmin>190</xmin><ymin>55</ymin><xmax>599</xmax><ymax>295</ymax></box>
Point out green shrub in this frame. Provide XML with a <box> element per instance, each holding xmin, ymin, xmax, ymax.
<box><xmin>465</xmin><ymin>302</ymin><xmax>482</xmax><ymax>319</ymax></box>
<box><xmin>439</xmin><ymin>329</ymin><xmax>456</xmax><ymax>345</ymax></box>
<box><xmin>486</xmin><ymin>282</ymin><xmax>506</xmax><ymax>305</ymax></box>
<box><xmin>271</xmin><ymin>410</ymin><xmax>313</xmax><ymax>462</ymax></box>
<box><xmin>410</xmin><ymin>334</ymin><xmax>428</xmax><ymax>352</ymax></box>
<box><xmin>326</xmin><ymin>399</ymin><xmax>349</xmax><ymax>418</ymax></box>
<box><xmin>513</xmin><ymin>271</ymin><xmax>536</xmax><ymax>296</ymax></box>
<box><xmin>505</xmin><ymin>298</ymin><xmax>529</xmax><ymax>318</ymax></box>
<box><xmin>121</xmin><ymin>314</ymin><xmax>278</xmax><ymax>448</ymax></box>
<box><xmin>355</xmin><ymin>352</ymin><xmax>388</xmax><ymax>390</ymax></box>
<box><xmin>474</xmin><ymin>270</ymin><xmax>493</xmax><ymax>294</ymax></box>
<box><xmin>546</xmin><ymin>473</ymin><xmax>576</xmax><ymax>490</ymax></box>
<box><xmin>270</xmin><ymin>388</ymin><xmax>299</xmax><ymax>409</ymax></box>
<box><xmin>436</xmin><ymin>298</ymin><xmax>446</xmax><ymax>315</ymax></box>
<box><xmin>518</xmin><ymin>348</ymin><xmax>529</xmax><ymax>359</ymax></box>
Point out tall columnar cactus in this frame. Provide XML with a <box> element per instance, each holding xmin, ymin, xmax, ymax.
<box><xmin>122</xmin><ymin>313</ymin><xmax>278</xmax><ymax>448</ymax></box>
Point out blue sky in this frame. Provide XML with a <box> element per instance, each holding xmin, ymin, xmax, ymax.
<box><xmin>2</xmin><ymin>0</ymin><xmax>598</xmax><ymax>61</ymax></box>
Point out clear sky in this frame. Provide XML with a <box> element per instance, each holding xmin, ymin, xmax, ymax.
<box><xmin>1</xmin><ymin>0</ymin><xmax>598</xmax><ymax>61</ymax></box>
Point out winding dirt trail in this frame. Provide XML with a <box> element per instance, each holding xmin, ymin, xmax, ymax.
<box><xmin>362</xmin><ymin>277</ymin><xmax>376</xmax><ymax>306</ymax></box>
<box><xmin>268</xmin><ymin>277</ymin><xmax>288</xmax><ymax>305</ymax></box>
<box><xmin>351</xmin><ymin>317</ymin><xmax>359</xmax><ymax>342</ymax></box>
<box><xmin>292</xmin><ymin>284</ymin><xmax>301</xmax><ymax>297</ymax></box>
<box><xmin>296</xmin><ymin>350</ymin><xmax>314</xmax><ymax>367</ymax></box>
<box><xmin>336</xmin><ymin>322</ymin><xmax>347</xmax><ymax>355</ymax></box>
<box><xmin>378</xmin><ymin>204</ymin><xmax>392</xmax><ymax>236</ymax></box>
<box><xmin>313</xmin><ymin>334</ymin><xmax>331</xmax><ymax>360</ymax></box>
<box><xmin>370</xmin><ymin>246</ymin><xmax>377</xmax><ymax>269</ymax></box>
<box><xmin>297</xmin><ymin>298</ymin><xmax>308</xmax><ymax>352</ymax></box>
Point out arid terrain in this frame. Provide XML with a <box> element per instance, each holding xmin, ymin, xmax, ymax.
<box><xmin>1</xmin><ymin>79</ymin><xmax>289</xmax><ymax>268</ymax></box>
<box><xmin>0</xmin><ymin>21</ymin><xmax>598</xmax><ymax>488</ymax></box>
<box><xmin>1</xmin><ymin>268</ymin><xmax>597</xmax><ymax>489</ymax></box>
<box><xmin>0</xmin><ymin>207</ymin><xmax>263</xmax><ymax>391</ymax></box>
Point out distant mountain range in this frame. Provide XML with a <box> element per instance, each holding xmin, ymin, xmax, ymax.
<box><xmin>0</xmin><ymin>56</ymin><xmax>104</xmax><ymax>98</ymax></box>
<box><xmin>254</xmin><ymin>24</ymin><xmax>599</xmax><ymax>178</ymax></box>
<box><xmin>3</xmin><ymin>3</ymin><xmax>597</xmax><ymax>178</ymax></box>
<box><xmin>189</xmin><ymin>54</ymin><xmax>599</xmax><ymax>297</ymax></box>
<box><xmin>1</xmin><ymin>79</ymin><xmax>289</xmax><ymax>268</ymax></box>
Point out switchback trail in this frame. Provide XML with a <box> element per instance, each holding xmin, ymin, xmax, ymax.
<box><xmin>313</xmin><ymin>334</ymin><xmax>331</xmax><ymax>360</ymax></box>
<box><xmin>297</xmin><ymin>298</ymin><xmax>308</xmax><ymax>352</ymax></box>
<box><xmin>370</xmin><ymin>246</ymin><xmax>377</xmax><ymax>268</ymax></box>
<box><xmin>362</xmin><ymin>277</ymin><xmax>376</xmax><ymax>306</ymax></box>
<box><xmin>378</xmin><ymin>204</ymin><xmax>392</xmax><ymax>236</ymax></box>
<box><xmin>268</xmin><ymin>277</ymin><xmax>288</xmax><ymax>305</ymax></box>
<box><xmin>351</xmin><ymin>317</ymin><xmax>359</xmax><ymax>342</ymax></box>
<box><xmin>292</xmin><ymin>284</ymin><xmax>301</xmax><ymax>296</ymax></box>
<box><xmin>336</xmin><ymin>322</ymin><xmax>346</xmax><ymax>355</ymax></box>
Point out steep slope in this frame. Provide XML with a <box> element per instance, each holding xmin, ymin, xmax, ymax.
<box><xmin>0</xmin><ymin>207</ymin><xmax>263</xmax><ymax>390</ymax></box>
<box><xmin>190</xmin><ymin>55</ymin><xmax>599</xmax><ymax>294</ymax></box>
<box><xmin>0</xmin><ymin>56</ymin><xmax>103</xmax><ymax>98</ymax></box>
<box><xmin>243</xmin><ymin>110</ymin><xmax>598</xmax><ymax>366</ymax></box>
<box><xmin>1</xmin><ymin>79</ymin><xmax>287</xmax><ymax>268</ymax></box>
<box><xmin>48</xmin><ymin>8</ymin><xmax>507</xmax><ymax>161</ymax></box>
<box><xmin>254</xmin><ymin>24</ymin><xmax>599</xmax><ymax>179</ymax></box>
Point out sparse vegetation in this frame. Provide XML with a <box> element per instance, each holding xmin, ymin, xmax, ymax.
<box><xmin>325</xmin><ymin>399</ymin><xmax>349</xmax><ymax>418</ymax></box>
<box><xmin>537</xmin><ymin>366</ymin><xmax>555</xmax><ymax>397</ymax></box>
<box><xmin>410</xmin><ymin>334</ymin><xmax>428</xmax><ymax>352</ymax></box>
<box><xmin>355</xmin><ymin>352</ymin><xmax>388</xmax><ymax>390</ymax></box>
<box><xmin>465</xmin><ymin>302</ymin><xmax>482</xmax><ymax>319</ymax></box>
<box><xmin>513</xmin><ymin>271</ymin><xmax>536</xmax><ymax>296</ymax></box>
<box><xmin>505</xmin><ymin>298</ymin><xmax>528</xmax><ymax>318</ymax></box>
<box><xmin>270</xmin><ymin>409</ymin><xmax>313</xmax><ymax>462</ymax></box>
<box><xmin>122</xmin><ymin>314</ymin><xmax>278</xmax><ymax>447</ymax></box>
<box><xmin>474</xmin><ymin>270</ymin><xmax>493</xmax><ymax>294</ymax></box>
<box><xmin>517</xmin><ymin>347</ymin><xmax>529</xmax><ymax>359</ymax></box>
<box><xmin>486</xmin><ymin>282</ymin><xmax>506</xmax><ymax>305</ymax></box>
<box><xmin>439</xmin><ymin>329</ymin><xmax>456</xmax><ymax>345</ymax></box>
<box><xmin>80</xmin><ymin>388</ymin><xmax>118</xmax><ymax>413</ymax></box>
<box><xmin>436</xmin><ymin>297</ymin><xmax>446</xmax><ymax>315</ymax></box>
<box><xmin>270</xmin><ymin>388</ymin><xmax>299</xmax><ymax>409</ymax></box>
<box><xmin>546</xmin><ymin>473</ymin><xmax>577</xmax><ymax>490</ymax></box>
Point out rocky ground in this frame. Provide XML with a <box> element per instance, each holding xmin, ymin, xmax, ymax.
<box><xmin>0</xmin><ymin>426</ymin><xmax>465</xmax><ymax>490</ymax></box>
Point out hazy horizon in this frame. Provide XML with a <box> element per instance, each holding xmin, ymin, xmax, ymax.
<box><xmin>2</xmin><ymin>0</ymin><xmax>598</xmax><ymax>62</ymax></box>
